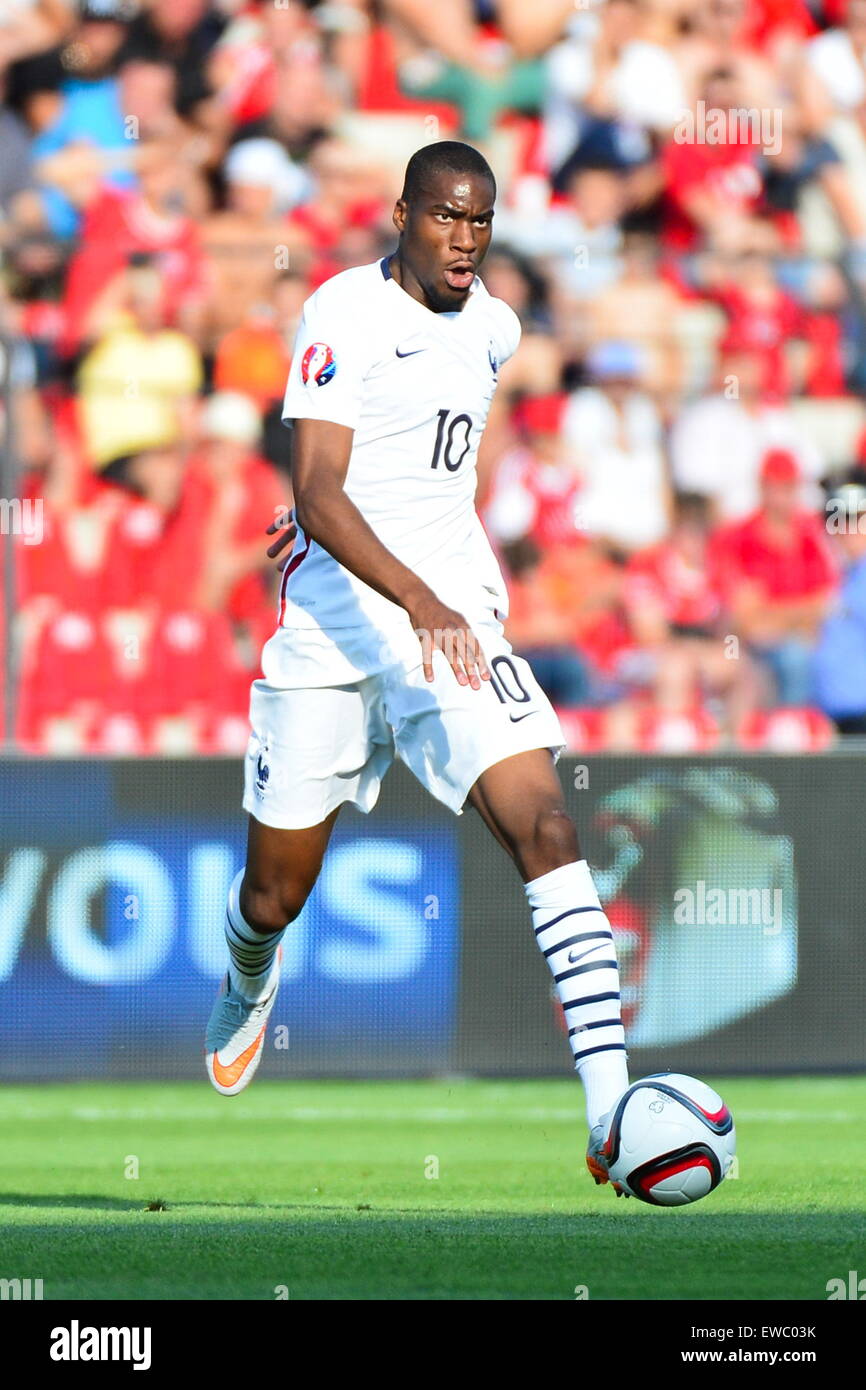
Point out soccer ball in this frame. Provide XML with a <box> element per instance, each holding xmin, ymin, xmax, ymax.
<box><xmin>602</xmin><ymin>1073</ymin><xmax>736</xmax><ymax>1206</ymax></box>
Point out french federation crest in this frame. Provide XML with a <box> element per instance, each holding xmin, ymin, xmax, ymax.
<box><xmin>301</xmin><ymin>342</ymin><xmax>336</xmax><ymax>386</ymax></box>
<box><xmin>255</xmin><ymin>752</ymin><xmax>270</xmax><ymax>793</ymax></box>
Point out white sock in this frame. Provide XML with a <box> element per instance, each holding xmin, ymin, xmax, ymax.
<box><xmin>525</xmin><ymin>860</ymin><xmax>629</xmax><ymax>1130</ymax></box>
<box><xmin>224</xmin><ymin>869</ymin><xmax>285</xmax><ymax>1003</ymax></box>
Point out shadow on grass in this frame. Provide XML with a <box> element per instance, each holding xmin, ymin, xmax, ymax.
<box><xmin>0</xmin><ymin>1193</ymin><xmax>144</xmax><ymax>1211</ymax></box>
<box><xmin>0</xmin><ymin>1193</ymin><xmax>364</xmax><ymax>1214</ymax></box>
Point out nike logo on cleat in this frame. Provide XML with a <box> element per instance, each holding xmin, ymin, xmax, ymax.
<box><xmin>210</xmin><ymin>1025</ymin><xmax>267</xmax><ymax>1090</ymax></box>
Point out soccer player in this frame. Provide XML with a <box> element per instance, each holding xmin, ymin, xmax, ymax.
<box><xmin>205</xmin><ymin>142</ymin><xmax>629</xmax><ymax>1190</ymax></box>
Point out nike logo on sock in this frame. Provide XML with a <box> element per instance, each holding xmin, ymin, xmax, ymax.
<box><xmin>568</xmin><ymin>942</ymin><xmax>606</xmax><ymax>964</ymax></box>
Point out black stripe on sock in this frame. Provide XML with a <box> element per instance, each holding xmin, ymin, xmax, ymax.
<box><xmin>569</xmin><ymin>1017</ymin><xmax>623</xmax><ymax>1035</ymax></box>
<box><xmin>227</xmin><ymin>945</ymin><xmax>269</xmax><ymax>965</ymax></box>
<box><xmin>226</xmin><ymin>939</ymin><xmax>268</xmax><ymax>961</ymax></box>
<box><xmin>556</xmin><ymin>959</ymin><xmax>618</xmax><ymax>988</ymax></box>
<box><xmin>569</xmin><ymin>990</ymin><xmax>621</xmax><ymax>1014</ymax></box>
<box><xmin>572</xmin><ymin>1042</ymin><xmax>628</xmax><ymax>1061</ymax></box>
<box><xmin>227</xmin><ymin>946</ymin><xmax>277</xmax><ymax>971</ymax></box>
<box><xmin>227</xmin><ymin>925</ymin><xmax>271</xmax><ymax>946</ymax></box>
<box><xmin>541</xmin><ymin>930</ymin><xmax>613</xmax><ymax>959</ymax></box>
<box><xmin>533</xmin><ymin>905</ymin><xmax>605</xmax><ymax>936</ymax></box>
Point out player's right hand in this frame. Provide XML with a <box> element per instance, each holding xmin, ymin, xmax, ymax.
<box><xmin>408</xmin><ymin>595</ymin><xmax>490</xmax><ymax>690</ymax></box>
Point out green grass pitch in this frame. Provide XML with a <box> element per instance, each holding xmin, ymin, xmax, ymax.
<box><xmin>1</xmin><ymin>1077</ymin><xmax>863</xmax><ymax>1300</ymax></box>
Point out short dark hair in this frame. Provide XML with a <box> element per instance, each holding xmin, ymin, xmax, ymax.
<box><xmin>401</xmin><ymin>141</ymin><xmax>496</xmax><ymax>204</ymax></box>
<box><xmin>672</xmin><ymin>491</ymin><xmax>712</xmax><ymax>526</ymax></box>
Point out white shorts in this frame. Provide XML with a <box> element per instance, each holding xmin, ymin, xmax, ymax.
<box><xmin>242</xmin><ymin>621</ymin><xmax>565</xmax><ymax>828</ymax></box>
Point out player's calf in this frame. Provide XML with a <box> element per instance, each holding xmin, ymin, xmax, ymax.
<box><xmin>515</xmin><ymin>804</ymin><xmax>581</xmax><ymax>882</ymax></box>
<box><xmin>524</xmin><ymin>858</ymin><xmax>630</xmax><ymax>1181</ymax></box>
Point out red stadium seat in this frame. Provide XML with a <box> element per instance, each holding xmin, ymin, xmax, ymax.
<box><xmin>205</xmin><ymin>712</ymin><xmax>252</xmax><ymax>756</ymax></box>
<box><xmin>90</xmin><ymin>611</ymin><xmax>158</xmax><ymax>752</ymax></box>
<box><xmin>145</xmin><ymin>609</ymin><xmax>252</xmax><ymax>753</ymax></box>
<box><xmin>88</xmin><ymin>710</ymin><xmax>151</xmax><ymax>755</ymax></box>
<box><xmin>554</xmin><ymin>707</ymin><xmax>605</xmax><ymax>753</ymax></box>
<box><xmin>16</xmin><ymin>610</ymin><xmax>112</xmax><ymax>752</ymax></box>
<box><xmin>635</xmin><ymin>708</ymin><xmax>722</xmax><ymax>754</ymax></box>
<box><xmin>735</xmin><ymin>707</ymin><xmax>837</xmax><ymax>752</ymax></box>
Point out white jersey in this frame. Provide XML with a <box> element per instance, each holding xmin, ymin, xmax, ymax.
<box><xmin>274</xmin><ymin>257</ymin><xmax>520</xmax><ymax>675</ymax></box>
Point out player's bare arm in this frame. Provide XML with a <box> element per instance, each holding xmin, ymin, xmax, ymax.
<box><xmin>268</xmin><ymin>416</ymin><xmax>490</xmax><ymax>690</ymax></box>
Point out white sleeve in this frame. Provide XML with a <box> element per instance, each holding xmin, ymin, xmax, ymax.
<box><xmin>281</xmin><ymin>290</ymin><xmax>371</xmax><ymax>431</ymax></box>
<box><xmin>489</xmin><ymin>299</ymin><xmax>522</xmax><ymax>367</ymax></box>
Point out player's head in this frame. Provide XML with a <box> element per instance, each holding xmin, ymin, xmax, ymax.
<box><xmin>392</xmin><ymin>142</ymin><xmax>496</xmax><ymax>312</ymax></box>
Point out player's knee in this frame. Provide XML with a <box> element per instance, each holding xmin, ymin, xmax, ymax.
<box><xmin>527</xmin><ymin>806</ymin><xmax>580</xmax><ymax>873</ymax></box>
<box><xmin>239</xmin><ymin>881</ymin><xmax>308</xmax><ymax>934</ymax></box>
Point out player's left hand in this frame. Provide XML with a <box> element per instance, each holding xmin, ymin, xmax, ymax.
<box><xmin>265</xmin><ymin>509</ymin><xmax>297</xmax><ymax>571</ymax></box>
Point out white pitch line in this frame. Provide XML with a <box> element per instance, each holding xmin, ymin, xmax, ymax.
<box><xmin>0</xmin><ymin>1105</ymin><xmax>857</xmax><ymax>1125</ymax></box>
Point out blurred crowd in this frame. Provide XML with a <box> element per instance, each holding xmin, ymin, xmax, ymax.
<box><xmin>2</xmin><ymin>0</ymin><xmax>866</xmax><ymax>753</ymax></box>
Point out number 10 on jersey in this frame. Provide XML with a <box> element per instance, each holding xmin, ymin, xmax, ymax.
<box><xmin>430</xmin><ymin>409</ymin><xmax>473</xmax><ymax>472</ymax></box>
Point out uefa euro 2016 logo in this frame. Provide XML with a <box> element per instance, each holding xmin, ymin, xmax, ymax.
<box><xmin>301</xmin><ymin>342</ymin><xmax>336</xmax><ymax>387</ymax></box>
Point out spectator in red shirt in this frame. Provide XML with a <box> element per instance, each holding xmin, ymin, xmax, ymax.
<box><xmin>286</xmin><ymin>136</ymin><xmax>387</xmax><ymax>283</ymax></box>
<box><xmin>99</xmin><ymin>437</ymin><xmax>198</xmax><ymax>610</ymax></box>
<box><xmin>483</xmin><ymin>393</ymin><xmax>582</xmax><ymax>550</ymax></box>
<box><xmin>186</xmin><ymin>390</ymin><xmax>286</xmax><ymax>647</ymax></box>
<box><xmin>703</xmin><ymin>250</ymin><xmax>804</xmax><ymax>401</ymax></box>
<box><xmin>693</xmin><ymin>249</ymin><xmax>849</xmax><ymax>402</ymax></box>
<box><xmin>710</xmin><ymin>448</ymin><xmax>838</xmax><ymax>704</ymax></box>
<box><xmin>60</xmin><ymin>139</ymin><xmax>208</xmax><ymax>357</ymax></box>
<box><xmin>624</xmin><ymin>492</ymin><xmax>762</xmax><ymax>732</ymax></box>
<box><xmin>662</xmin><ymin>68</ymin><xmax>767</xmax><ymax>254</ymax></box>
<box><xmin>502</xmin><ymin>535</ymin><xmax>633</xmax><ymax>710</ymax></box>
<box><xmin>500</xmin><ymin>537</ymin><xmax>591</xmax><ymax>708</ymax></box>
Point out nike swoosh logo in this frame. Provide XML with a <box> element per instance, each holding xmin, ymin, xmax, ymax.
<box><xmin>210</xmin><ymin>1023</ymin><xmax>267</xmax><ymax>1089</ymax></box>
<box><xmin>395</xmin><ymin>347</ymin><xmax>426</xmax><ymax>357</ymax></box>
<box><xmin>568</xmin><ymin>943</ymin><xmax>605</xmax><ymax>964</ymax></box>
<box><xmin>509</xmin><ymin>711</ymin><xmax>537</xmax><ymax>723</ymax></box>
